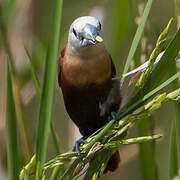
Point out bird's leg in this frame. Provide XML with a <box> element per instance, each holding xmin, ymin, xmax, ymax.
<box><xmin>107</xmin><ymin>111</ymin><xmax>117</xmax><ymax>121</ymax></box>
<box><xmin>72</xmin><ymin>137</ymin><xmax>87</xmax><ymax>159</ymax></box>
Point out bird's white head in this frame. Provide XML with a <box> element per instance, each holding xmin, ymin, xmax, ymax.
<box><xmin>67</xmin><ymin>16</ymin><xmax>104</xmax><ymax>53</ymax></box>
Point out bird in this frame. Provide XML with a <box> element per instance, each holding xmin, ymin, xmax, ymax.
<box><xmin>58</xmin><ymin>16</ymin><xmax>121</xmax><ymax>172</ymax></box>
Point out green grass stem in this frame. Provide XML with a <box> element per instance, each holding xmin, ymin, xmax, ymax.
<box><xmin>25</xmin><ymin>47</ymin><xmax>63</xmax><ymax>179</ymax></box>
<box><xmin>6</xmin><ymin>64</ymin><xmax>19</xmax><ymax>180</ymax></box>
<box><xmin>168</xmin><ymin>123</ymin><xmax>178</xmax><ymax>180</ymax></box>
<box><xmin>35</xmin><ymin>0</ymin><xmax>63</xmax><ymax>178</ymax></box>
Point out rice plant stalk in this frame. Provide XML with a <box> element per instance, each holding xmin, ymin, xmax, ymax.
<box><xmin>6</xmin><ymin>63</ymin><xmax>19</xmax><ymax>180</ymax></box>
<box><xmin>35</xmin><ymin>0</ymin><xmax>63</xmax><ymax>178</ymax></box>
<box><xmin>25</xmin><ymin>48</ymin><xmax>61</xmax><ymax>156</ymax></box>
<box><xmin>169</xmin><ymin>123</ymin><xmax>178</xmax><ymax>180</ymax></box>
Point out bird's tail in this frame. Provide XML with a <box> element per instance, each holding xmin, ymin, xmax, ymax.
<box><xmin>104</xmin><ymin>150</ymin><xmax>120</xmax><ymax>173</ymax></box>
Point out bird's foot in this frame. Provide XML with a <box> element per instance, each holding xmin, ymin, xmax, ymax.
<box><xmin>72</xmin><ymin>137</ymin><xmax>87</xmax><ymax>160</ymax></box>
<box><xmin>108</xmin><ymin>111</ymin><xmax>117</xmax><ymax>121</ymax></box>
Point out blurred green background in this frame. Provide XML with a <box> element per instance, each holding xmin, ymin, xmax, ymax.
<box><xmin>0</xmin><ymin>0</ymin><xmax>179</xmax><ymax>179</ymax></box>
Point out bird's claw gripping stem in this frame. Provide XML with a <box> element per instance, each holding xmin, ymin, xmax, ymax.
<box><xmin>72</xmin><ymin>137</ymin><xmax>87</xmax><ymax>160</ymax></box>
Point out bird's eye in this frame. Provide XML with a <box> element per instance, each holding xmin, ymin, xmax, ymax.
<box><xmin>73</xmin><ymin>28</ymin><xmax>84</xmax><ymax>41</ymax></box>
<box><xmin>79</xmin><ymin>36</ymin><xmax>84</xmax><ymax>41</ymax></box>
<box><xmin>73</xmin><ymin>28</ymin><xmax>77</xmax><ymax>37</ymax></box>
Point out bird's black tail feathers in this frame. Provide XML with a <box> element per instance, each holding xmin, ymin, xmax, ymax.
<box><xmin>104</xmin><ymin>150</ymin><xmax>120</xmax><ymax>173</ymax></box>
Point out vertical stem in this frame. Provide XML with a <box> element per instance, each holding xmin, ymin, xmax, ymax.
<box><xmin>138</xmin><ymin>117</ymin><xmax>157</xmax><ymax>180</ymax></box>
<box><xmin>107</xmin><ymin>0</ymin><xmax>130</xmax><ymax>74</ymax></box>
<box><xmin>6</xmin><ymin>64</ymin><xmax>19</xmax><ymax>180</ymax></box>
<box><xmin>168</xmin><ymin>123</ymin><xmax>177</xmax><ymax>180</ymax></box>
<box><xmin>168</xmin><ymin>10</ymin><xmax>180</xmax><ymax>167</ymax></box>
<box><xmin>35</xmin><ymin>0</ymin><xmax>63</xmax><ymax>178</ymax></box>
<box><xmin>134</xmin><ymin>5</ymin><xmax>157</xmax><ymax>177</ymax></box>
<box><xmin>174</xmin><ymin>101</ymin><xmax>180</xmax><ymax>168</ymax></box>
<box><xmin>50</xmin><ymin>124</ymin><xmax>64</xmax><ymax>180</ymax></box>
<box><xmin>173</xmin><ymin>0</ymin><xmax>180</xmax><ymax>169</ymax></box>
<box><xmin>25</xmin><ymin>48</ymin><xmax>63</xmax><ymax>178</ymax></box>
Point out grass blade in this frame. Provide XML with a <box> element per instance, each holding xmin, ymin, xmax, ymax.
<box><xmin>25</xmin><ymin>47</ymin><xmax>63</xmax><ymax>178</ymax></box>
<box><xmin>0</xmin><ymin>4</ymin><xmax>15</xmax><ymax>74</ymax></box>
<box><xmin>168</xmin><ymin>22</ymin><xmax>180</xmax><ymax>175</ymax></box>
<box><xmin>168</xmin><ymin>123</ymin><xmax>177</xmax><ymax>180</ymax></box>
<box><xmin>35</xmin><ymin>0</ymin><xmax>63</xmax><ymax>178</ymax></box>
<box><xmin>24</xmin><ymin>47</ymin><xmax>42</xmax><ymax>99</ymax></box>
<box><xmin>138</xmin><ymin>116</ymin><xmax>157</xmax><ymax>180</ymax></box>
<box><xmin>3</xmin><ymin>0</ymin><xmax>17</xmax><ymax>26</ymax></box>
<box><xmin>6</xmin><ymin>64</ymin><xmax>19</xmax><ymax>180</ymax></box>
<box><xmin>169</xmin><ymin>3</ymin><xmax>180</xmax><ymax>170</ymax></box>
<box><xmin>149</xmin><ymin>27</ymin><xmax>180</xmax><ymax>89</ymax></box>
<box><xmin>121</xmin><ymin>0</ymin><xmax>154</xmax><ymax>86</ymax></box>
<box><xmin>108</xmin><ymin>1</ymin><xmax>130</xmax><ymax>74</ymax></box>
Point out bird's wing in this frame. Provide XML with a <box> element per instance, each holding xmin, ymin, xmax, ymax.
<box><xmin>110</xmin><ymin>55</ymin><xmax>116</xmax><ymax>78</ymax></box>
<box><xmin>99</xmin><ymin>55</ymin><xmax>121</xmax><ymax>117</ymax></box>
<box><xmin>111</xmin><ymin>51</ymin><xmax>167</xmax><ymax>106</ymax></box>
<box><xmin>58</xmin><ymin>47</ymin><xmax>66</xmax><ymax>87</ymax></box>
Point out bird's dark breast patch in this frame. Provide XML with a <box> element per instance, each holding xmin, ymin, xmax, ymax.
<box><xmin>61</xmin><ymin>76</ymin><xmax>112</xmax><ymax>137</ymax></box>
<box><xmin>58</xmin><ymin>46</ymin><xmax>119</xmax><ymax>137</ymax></box>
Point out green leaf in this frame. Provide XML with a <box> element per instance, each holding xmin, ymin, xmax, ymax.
<box><xmin>138</xmin><ymin>116</ymin><xmax>157</xmax><ymax>180</ymax></box>
<box><xmin>24</xmin><ymin>47</ymin><xmax>42</xmax><ymax>99</ymax></box>
<box><xmin>108</xmin><ymin>0</ymin><xmax>131</xmax><ymax>74</ymax></box>
<box><xmin>168</xmin><ymin>123</ymin><xmax>178</xmax><ymax>180</ymax></box>
<box><xmin>0</xmin><ymin>4</ymin><xmax>16</xmax><ymax>74</ymax></box>
<box><xmin>35</xmin><ymin>0</ymin><xmax>63</xmax><ymax>178</ymax></box>
<box><xmin>149</xmin><ymin>27</ymin><xmax>180</xmax><ymax>89</ymax></box>
<box><xmin>25</xmin><ymin>47</ymin><xmax>63</xmax><ymax>178</ymax></box>
<box><xmin>167</xmin><ymin>27</ymin><xmax>180</xmax><ymax>171</ymax></box>
<box><xmin>2</xmin><ymin>0</ymin><xmax>17</xmax><ymax>26</ymax></box>
<box><xmin>121</xmin><ymin>0</ymin><xmax>154</xmax><ymax>86</ymax></box>
<box><xmin>6</xmin><ymin>64</ymin><xmax>19</xmax><ymax>180</ymax></box>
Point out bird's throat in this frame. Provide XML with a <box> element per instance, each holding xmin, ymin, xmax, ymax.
<box><xmin>62</xmin><ymin>46</ymin><xmax>112</xmax><ymax>87</ymax></box>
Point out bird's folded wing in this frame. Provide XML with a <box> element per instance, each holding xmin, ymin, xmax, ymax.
<box><xmin>58</xmin><ymin>47</ymin><xmax>66</xmax><ymax>87</ymax></box>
